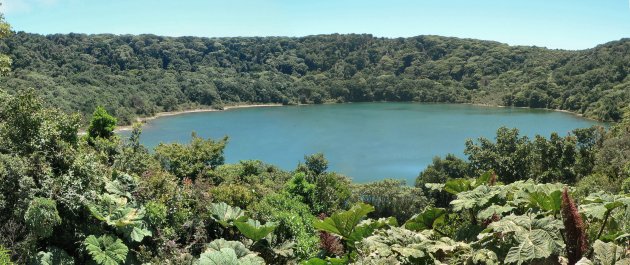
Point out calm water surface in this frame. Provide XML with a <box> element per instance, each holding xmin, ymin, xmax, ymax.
<box><xmin>124</xmin><ymin>103</ymin><xmax>604</xmax><ymax>184</ymax></box>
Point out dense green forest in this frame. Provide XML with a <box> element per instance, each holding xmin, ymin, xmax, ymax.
<box><xmin>1</xmin><ymin>13</ymin><xmax>630</xmax><ymax>265</ymax></box>
<box><xmin>0</xmin><ymin>29</ymin><xmax>629</xmax><ymax>124</ymax></box>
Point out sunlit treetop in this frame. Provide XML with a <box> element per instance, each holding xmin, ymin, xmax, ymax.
<box><xmin>0</xmin><ymin>10</ymin><xmax>12</xmax><ymax>75</ymax></box>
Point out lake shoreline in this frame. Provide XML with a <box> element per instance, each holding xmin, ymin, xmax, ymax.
<box><xmin>112</xmin><ymin>101</ymin><xmax>602</xmax><ymax>133</ymax></box>
<box><xmin>463</xmin><ymin>103</ymin><xmax>602</xmax><ymax>121</ymax></box>
<box><xmin>114</xmin><ymin>103</ymin><xmax>284</xmax><ymax>132</ymax></box>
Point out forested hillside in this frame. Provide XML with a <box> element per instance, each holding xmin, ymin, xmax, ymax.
<box><xmin>1</xmin><ymin>32</ymin><xmax>629</xmax><ymax>124</ymax></box>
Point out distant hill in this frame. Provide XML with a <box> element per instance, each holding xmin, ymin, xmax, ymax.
<box><xmin>1</xmin><ymin>33</ymin><xmax>628</xmax><ymax>124</ymax></box>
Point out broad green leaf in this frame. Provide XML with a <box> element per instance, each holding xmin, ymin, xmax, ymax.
<box><xmin>450</xmin><ymin>185</ymin><xmax>501</xmax><ymax>211</ymax></box>
<box><xmin>234</xmin><ymin>219</ymin><xmax>276</xmax><ymax>241</ymax></box>
<box><xmin>313</xmin><ymin>203</ymin><xmax>374</xmax><ymax>240</ymax></box>
<box><xmin>592</xmin><ymin>240</ymin><xmax>630</xmax><ymax>265</ymax></box>
<box><xmin>84</xmin><ymin>235</ymin><xmax>128</xmax><ymax>265</ymax></box>
<box><xmin>206</xmin><ymin>239</ymin><xmax>252</xmax><ymax>258</ymax></box>
<box><xmin>208</xmin><ymin>202</ymin><xmax>247</xmax><ymax>227</ymax></box>
<box><xmin>444</xmin><ymin>178</ymin><xmax>473</xmax><ymax>195</ymax></box>
<box><xmin>404</xmin><ymin>207</ymin><xmax>446</xmax><ymax>231</ymax></box>
<box><xmin>129</xmin><ymin>225</ymin><xmax>152</xmax><ymax>242</ymax></box>
<box><xmin>355</xmin><ymin>227</ymin><xmax>470</xmax><ymax>264</ymax></box>
<box><xmin>198</xmin><ymin>239</ymin><xmax>264</xmax><ymax>265</ymax></box>
<box><xmin>504</xmin><ymin>229</ymin><xmax>555</xmax><ymax>265</ymax></box>
<box><xmin>348</xmin><ymin>217</ymin><xmax>397</xmax><ymax>243</ymax></box>
<box><xmin>198</xmin><ymin>248</ymin><xmax>239</xmax><ymax>265</ymax></box>
<box><xmin>580</xmin><ymin>192</ymin><xmax>630</xmax><ymax>220</ymax></box>
<box><xmin>105</xmin><ymin>179</ymin><xmax>132</xmax><ymax>199</ymax></box>
<box><xmin>528</xmin><ymin>190</ymin><xmax>562</xmax><ymax>212</ymax></box>
<box><xmin>476</xmin><ymin>204</ymin><xmax>514</xmax><ymax>220</ymax></box>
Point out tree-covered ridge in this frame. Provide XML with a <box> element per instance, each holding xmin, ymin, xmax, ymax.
<box><xmin>0</xmin><ymin>32</ymin><xmax>628</xmax><ymax>124</ymax></box>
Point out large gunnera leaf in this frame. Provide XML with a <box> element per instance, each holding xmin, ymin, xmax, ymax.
<box><xmin>313</xmin><ymin>203</ymin><xmax>374</xmax><ymax>240</ymax></box>
<box><xmin>84</xmin><ymin>235</ymin><xmax>128</xmax><ymax>265</ymax></box>
<box><xmin>197</xmin><ymin>239</ymin><xmax>265</xmax><ymax>265</ymax></box>
<box><xmin>234</xmin><ymin>219</ymin><xmax>277</xmax><ymax>241</ymax></box>
<box><xmin>504</xmin><ymin>229</ymin><xmax>555</xmax><ymax>265</ymax></box>
<box><xmin>404</xmin><ymin>207</ymin><xmax>446</xmax><ymax>231</ymax></box>
<box><xmin>208</xmin><ymin>202</ymin><xmax>247</xmax><ymax>227</ymax></box>
<box><xmin>591</xmin><ymin>240</ymin><xmax>630</xmax><ymax>265</ymax></box>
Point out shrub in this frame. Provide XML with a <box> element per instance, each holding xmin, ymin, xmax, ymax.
<box><xmin>353</xmin><ymin>179</ymin><xmax>430</xmax><ymax>222</ymax></box>
<box><xmin>210</xmin><ymin>183</ymin><xmax>256</xmax><ymax>209</ymax></box>
<box><xmin>24</xmin><ymin>197</ymin><xmax>62</xmax><ymax>238</ymax></box>
<box><xmin>249</xmin><ymin>193</ymin><xmax>319</xmax><ymax>259</ymax></box>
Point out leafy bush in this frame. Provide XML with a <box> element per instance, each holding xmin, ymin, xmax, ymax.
<box><xmin>144</xmin><ymin>200</ymin><xmax>168</xmax><ymax>227</ymax></box>
<box><xmin>32</xmin><ymin>247</ymin><xmax>75</xmax><ymax>265</ymax></box>
<box><xmin>353</xmin><ymin>179</ymin><xmax>430</xmax><ymax>222</ymax></box>
<box><xmin>154</xmin><ymin>133</ymin><xmax>228</xmax><ymax>180</ymax></box>
<box><xmin>24</xmin><ymin>197</ymin><xmax>62</xmax><ymax>238</ymax></box>
<box><xmin>210</xmin><ymin>183</ymin><xmax>256</xmax><ymax>209</ymax></box>
<box><xmin>87</xmin><ymin>106</ymin><xmax>117</xmax><ymax>140</ymax></box>
<box><xmin>0</xmin><ymin>245</ymin><xmax>12</xmax><ymax>265</ymax></box>
<box><xmin>249</xmin><ymin>193</ymin><xmax>319</xmax><ymax>259</ymax></box>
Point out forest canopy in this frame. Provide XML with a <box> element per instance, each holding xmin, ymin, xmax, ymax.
<box><xmin>0</xmin><ymin>32</ymin><xmax>628</xmax><ymax>124</ymax></box>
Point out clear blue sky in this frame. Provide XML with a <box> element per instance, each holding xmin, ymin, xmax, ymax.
<box><xmin>1</xmin><ymin>0</ymin><xmax>629</xmax><ymax>50</ymax></box>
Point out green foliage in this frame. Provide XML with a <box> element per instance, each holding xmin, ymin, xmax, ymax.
<box><xmin>478</xmin><ymin>214</ymin><xmax>564</xmax><ymax>264</ymax></box>
<box><xmin>210</xmin><ymin>183</ymin><xmax>256</xmax><ymax>209</ymax></box>
<box><xmin>403</xmin><ymin>207</ymin><xmax>446</xmax><ymax>231</ymax></box>
<box><xmin>197</xmin><ymin>239</ymin><xmax>265</xmax><ymax>265</ymax></box>
<box><xmin>0</xmin><ymin>14</ymin><xmax>11</xmax><ymax>76</ymax></box>
<box><xmin>303</xmin><ymin>153</ymin><xmax>328</xmax><ymax>176</ymax></box>
<box><xmin>32</xmin><ymin>247</ymin><xmax>75</xmax><ymax>265</ymax></box>
<box><xmin>0</xmin><ymin>245</ymin><xmax>12</xmax><ymax>265</ymax></box>
<box><xmin>87</xmin><ymin>106</ymin><xmax>117</xmax><ymax>140</ymax></box>
<box><xmin>249</xmin><ymin>193</ymin><xmax>319</xmax><ymax>259</ymax></box>
<box><xmin>285</xmin><ymin>172</ymin><xmax>315</xmax><ymax>204</ymax></box>
<box><xmin>590</xmin><ymin>240</ymin><xmax>630</xmax><ymax>264</ymax></box>
<box><xmin>2</xmin><ymin>33</ymin><xmax>630</xmax><ymax>123</ymax></box>
<box><xmin>463</xmin><ymin>127</ymin><xmax>602</xmax><ymax>184</ymax></box>
<box><xmin>354</xmin><ymin>227</ymin><xmax>471</xmax><ymax>264</ymax></box>
<box><xmin>528</xmin><ymin>190</ymin><xmax>562</xmax><ymax>213</ymax></box>
<box><xmin>155</xmin><ymin>133</ymin><xmax>227</xmax><ymax>180</ymax></box>
<box><xmin>1</xmin><ymin>89</ymin><xmax>630</xmax><ymax>264</ymax></box>
<box><xmin>416</xmin><ymin>154</ymin><xmax>470</xmax><ymax>185</ymax></box>
<box><xmin>208</xmin><ymin>202</ymin><xmax>247</xmax><ymax>228</ymax></box>
<box><xmin>234</xmin><ymin>219</ymin><xmax>277</xmax><ymax>242</ymax></box>
<box><xmin>313</xmin><ymin>203</ymin><xmax>374</xmax><ymax>244</ymax></box>
<box><xmin>353</xmin><ymin>179</ymin><xmax>430</xmax><ymax>222</ymax></box>
<box><xmin>84</xmin><ymin>235</ymin><xmax>128</xmax><ymax>265</ymax></box>
<box><xmin>87</xmin><ymin>193</ymin><xmax>152</xmax><ymax>242</ymax></box>
<box><xmin>24</xmin><ymin>197</ymin><xmax>62</xmax><ymax>238</ymax></box>
<box><xmin>144</xmin><ymin>200</ymin><xmax>167</xmax><ymax>227</ymax></box>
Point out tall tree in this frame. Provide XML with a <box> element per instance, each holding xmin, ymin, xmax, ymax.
<box><xmin>87</xmin><ymin>106</ymin><xmax>117</xmax><ymax>139</ymax></box>
<box><xmin>0</xmin><ymin>10</ymin><xmax>12</xmax><ymax>75</ymax></box>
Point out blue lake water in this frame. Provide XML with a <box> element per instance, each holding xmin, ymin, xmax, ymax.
<box><xmin>122</xmin><ymin>103</ymin><xmax>604</xmax><ymax>184</ymax></box>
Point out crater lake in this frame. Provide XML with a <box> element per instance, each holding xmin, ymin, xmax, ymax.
<box><xmin>121</xmin><ymin>103</ymin><xmax>605</xmax><ymax>184</ymax></box>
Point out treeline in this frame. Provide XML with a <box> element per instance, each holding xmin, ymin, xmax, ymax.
<box><xmin>0</xmin><ymin>32</ymin><xmax>629</xmax><ymax>124</ymax></box>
